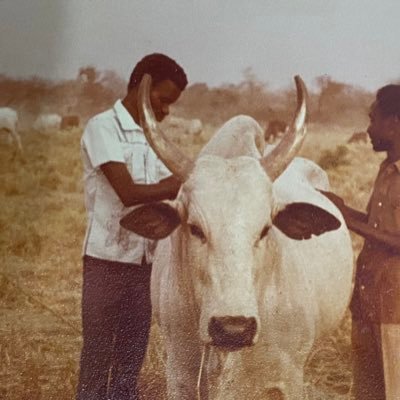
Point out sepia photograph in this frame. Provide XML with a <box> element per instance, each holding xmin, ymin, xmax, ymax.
<box><xmin>1</xmin><ymin>1</ymin><xmax>400</xmax><ymax>399</ymax></box>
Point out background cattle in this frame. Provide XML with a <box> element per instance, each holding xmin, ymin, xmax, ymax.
<box><xmin>60</xmin><ymin>115</ymin><xmax>80</xmax><ymax>130</ymax></box>
<box><xmin>33</xmin><ymin>113</ymin><xmax>62</xmax><ymax>132</ymax></box>
<box><xmin>162</xmin><ymin>115</ymin><xmax>203</xmax><ymax>136</ymax></box>
<box><xmin>121</xmin><ymin>75</ymin><xmax>354</xmax><ymax>400</ymax></box>
<box><xmin>264</xmin><ymin>119</ymin><xmax>288</xmax><ymax>143</ymax></box>
<box><xmin>347</xmin><ymin>131</ymin><xmax>368</xmax><ymax>144</ymax></box>
<box><xmin>0</xmin><ymin>107</ymin><xmax>23</xmax><ymax>152</ymax></box>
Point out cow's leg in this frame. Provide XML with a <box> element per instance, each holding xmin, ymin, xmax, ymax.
<box><xmin>6</xmin><ymin>132</ymin><xmax>12</xmax><ymax>145</ymax></box>
<box><xmin>266</xmin><ymin>341</ymin><xmax>311</xmax><ymax>400</ymax></box>
<box><xmin>12</xmin><ymin>130</ymin><xmax>23</xmax><ymax>152</ymax></box>
<box><xmin>280</xmin><ymin>364</ymin><xmax>307</xmax><ymax>400</ymax></box>
<box><xmin>268</xmin><ymin>330</ymin><xmax>313</xmax><ymax>400</ymax></box>
<box><xmin>206</xmin><ymin>347</ymin><xmax>308</xmax><ymax>400</ymax></box>
<box><xmin>164</xmin><ymin>332</ymin><xmax>202</xmax><ymax>400</ymax></box>
<box><xmin>381</xmin><ymin>323</ymin><xmax>400</xmax><ymax>400</ymax></box>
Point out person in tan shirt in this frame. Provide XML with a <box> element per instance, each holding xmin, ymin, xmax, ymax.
<box><xmin>322</xmin><ymin>84</ymin><xmax>400</xmax><ymax>400</ymax></box>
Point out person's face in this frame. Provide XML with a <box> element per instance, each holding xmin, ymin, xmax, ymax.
<box><xmin>367</xmin><ymin>102</ymin><xmax>398</xmax><ymax>152</ymax></box>
<box><xmin>150</xmin><ymin>79</ymin><xmax>182</xmax><ymax>122</ymax></box>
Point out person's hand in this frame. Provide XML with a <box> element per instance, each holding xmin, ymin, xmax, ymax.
<box><xmin>166</xmin><ymin>176</ymin><xmax>182</xmax><ymax>199</ymax></box>
<box><xmin>318</xmin><ymin>190</ymin><xmax>347</xmax><ymax>213</ymax></box>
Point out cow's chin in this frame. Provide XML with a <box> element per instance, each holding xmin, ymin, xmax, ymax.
<box><xmin>211</xmin><ymin>339</ymin><xmax>255</xmax><ymax>352</ymax></box>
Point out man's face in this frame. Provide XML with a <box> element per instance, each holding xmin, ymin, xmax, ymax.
<box><xmin>150</xmin><ymin>79</ymin><xmax>182</xmax><ymax>122</ymax></box>
<box><xmin>367</xmin><ymin>102</ymin><xmax>397</xmax><ymax>152</ymax></box>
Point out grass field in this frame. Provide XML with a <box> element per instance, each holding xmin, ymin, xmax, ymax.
<box><xmin>0</xmin><ymin>123</ymin><xmax>384</xmax><ymax>399</ymax></box>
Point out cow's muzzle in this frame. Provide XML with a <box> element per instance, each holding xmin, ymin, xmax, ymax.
<box><xmin>208</xmin><ymin>316</ymin><xmax>257</xmax><ymax>350</ymax></box>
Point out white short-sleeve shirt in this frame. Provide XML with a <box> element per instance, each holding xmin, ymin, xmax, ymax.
<box><xmin>81</xmin><ymin>99</ymin><xmax>172</xmax><ymax>264</ymax></box>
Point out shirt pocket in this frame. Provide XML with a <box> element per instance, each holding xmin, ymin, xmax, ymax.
<box><xmin>121</xmin><ymin>141</ymin><xmax>147</xmax><ymax>184</ymax></box>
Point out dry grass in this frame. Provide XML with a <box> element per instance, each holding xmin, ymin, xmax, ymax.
<box><xmin>0</xmin><ymin>122</ymin><xmax>380</xmax><ymax>399</ymax></box>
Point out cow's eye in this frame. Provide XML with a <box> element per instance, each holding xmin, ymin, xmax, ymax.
<box><xmin>189</xmin><ymin>224</ymin><xmax>206</xmax><ymax>243</ymax></box>
<box><xmin>259</xmin><ymin>225</ymin><xmax>270</xmax><ymax>240</ymax></box>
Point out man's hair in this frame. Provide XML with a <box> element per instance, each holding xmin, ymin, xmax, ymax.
<box><xmin>127</xmin><ymin>53</ymin><xmax>188</xmax><ymax>92</ymax></box>
<box><xmin>376</xmin><ymin>84</ymin><xmax>400</xmax><ymax>118</ymax></box>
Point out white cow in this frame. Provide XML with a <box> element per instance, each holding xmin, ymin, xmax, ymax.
<box><xmin>121</xmin><ymin>75</ymin><xmax>354</xmax><ymax>399</ymax></box>
<box><xmin>33</xmin><ymin>113</ymin><xmax>62</xmax><ymax>132</ymax></box>
<box><xmin>0</xmin><ymin>107</ymin><xmax>22</xmax><ymax>152</ymax></box>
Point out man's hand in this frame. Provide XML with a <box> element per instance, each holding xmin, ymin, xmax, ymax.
<box><xmin>161</xmin><ymin>175</ymin><xmax>181</xmax><ymax>200</ymax></box>
<box><xmin>318</xmin><ymin>190</ymin><xmax>349</xmax><ymax>218</ymax></box>
<box><xmin>319</xmin><ymin>189</ymin><xmax>369</xmax><ymax>226</ymax></box>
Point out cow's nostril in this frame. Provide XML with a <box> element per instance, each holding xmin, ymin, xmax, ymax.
<box><xmin>208</xmin><ymin>316</ymin><xmax>257</xmax><ymax>349</ymax></box>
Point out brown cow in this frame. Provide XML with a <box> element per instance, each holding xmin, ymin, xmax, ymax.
<box><xmin>61</xmin><ymin>115</ymin><xmax>80</xmax><ymax>130</ymax></box>
<box><xmin>264</xmin><ymin>119</ymin><xmax>288</xmax><ymax>143</ymax></box>
<box><xmin>347</xmin><ymin>131</ymin><xmax>368</xmax><ymax>144</ymax></box>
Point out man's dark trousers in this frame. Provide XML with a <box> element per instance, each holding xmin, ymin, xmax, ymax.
<box><xmin>76</xmin><ymin>255</ymin><xmax>152</xmax><ymax>400</ymax></box>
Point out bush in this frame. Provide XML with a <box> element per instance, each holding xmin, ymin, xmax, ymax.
<box><xmin>317</xmin><ymin>145</ymin><xmax>350</xmax><ymax>170</ymax></box>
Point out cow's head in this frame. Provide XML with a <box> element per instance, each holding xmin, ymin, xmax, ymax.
<box><xmin>121</xmin><ymin>75</ymin><xmax>341</xmax><ymax>351</ymax></box>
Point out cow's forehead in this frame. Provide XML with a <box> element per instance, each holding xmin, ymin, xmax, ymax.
<box><xmin>182</xmin><ymin>156</ymin><xmax>273</xmax><ymax>223</ymax></box>
<box><xmin>189</xmin><ymin>155</ymin><xmax>270</xmax><ymax>189</ymax></box>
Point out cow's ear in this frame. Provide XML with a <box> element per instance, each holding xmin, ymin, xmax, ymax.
<box><xmin>120</xmin><ymin>202</ymin><xmax>181</xmax><ymax>239</ymax></box>
<box><xmin>272</xmin><ymin>202</ymin><xmax>341</xmax><ymax>240</ymax></box>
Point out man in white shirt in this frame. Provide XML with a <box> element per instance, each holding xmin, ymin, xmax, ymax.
<box><xmin>76</xmin><ymin>53</ymin><xmax>187</xmax><ymax>400</ymax></box>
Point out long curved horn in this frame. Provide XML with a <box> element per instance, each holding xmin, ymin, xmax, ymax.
<box><xmin>260</xmin><ymin>75</ymin><xmax>308</xmax><ymax>181</ymax></box>
<box><xmin>137</xmin><ymin>74</ymin><xmax>194</xmax><ymax>182</ymax></box>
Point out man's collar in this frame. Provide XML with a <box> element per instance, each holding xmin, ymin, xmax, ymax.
<box><xmin>385</xmin><ymin>156</ymin><xmax>400</xmax><ymax>172</ymax></box>
<box><xmin>113</xmin><ymin>99</ymin><xmax>141</xmax><ymax>131</ymax></box>
<box><xmin>394</xmin><ymin>159</ymin><xmax>400</xmax><ymax>172</ymax></box>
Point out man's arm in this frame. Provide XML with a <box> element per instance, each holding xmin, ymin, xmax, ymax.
<box><xmin>100</xmin><ymin>161</ymin><xmax>181</xmax><ymax>207</ymax></box>
<box><xmin>346</xmin><ymin>217</ymin><xmax>400</xmax><ymax>253</ymax></box>
<box><xmin>319</xmin><ymin>190</ymin><xmax>368</xmax><ymax>223</ymax></box>
<box><xmin>320</xmin><ymin>190</ymin><xmax>400</xmax><ymax>253</ymax></box>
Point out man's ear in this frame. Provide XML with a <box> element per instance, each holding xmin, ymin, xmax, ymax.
<box><xmin>273</xmin><ymin>202</ymin><xmax>341</xmax><ymax>240</ymax></box>
<box><xmin>120</xmin><ymin>202</ymin><xmax>181</xmax><ymax>239</ymax></box>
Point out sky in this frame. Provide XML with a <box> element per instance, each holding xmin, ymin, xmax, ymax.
<box><xmin>1</xmin><ymin>0</ymin><xmax>400</xmax><ymax>91</ymax></box>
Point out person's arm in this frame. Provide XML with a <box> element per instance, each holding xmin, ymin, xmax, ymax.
<box><xmin>346</xmin><ymin>217</ymin><xmax>400</xmax><ymax>253</ymax></box>
<box><xmin>319</xmin><ymin>190</ymin><xmax>368</xmax><ymax>223</ymax></box>
<box><xmin>320</xmin><ymin>190</ymin><xmax>400</xmax><ymax>253</ymax></box>
<box><xmin>100</xmin><ymin>161</ymin><xmax>181</xmax><ymax>207</ymax></box>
